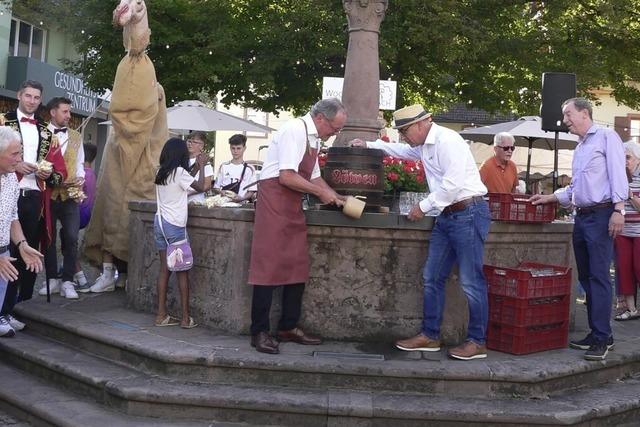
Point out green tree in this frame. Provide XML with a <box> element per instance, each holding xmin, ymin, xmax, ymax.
<box><xmin>9</xmin><ymin>0</ymin><xmax>640</xmax><ymax>116</ymax></box>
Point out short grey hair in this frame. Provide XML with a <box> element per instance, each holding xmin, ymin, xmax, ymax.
<box><xmin>0</xmin><ymin>127</ymin><xmax>21</xmax><ymax>153</ymax></box>
<box><xmin>311</xmin><ymin>98</ymin><xmax>345</xmax><ymax>120</ymax></box>
<box><xmin>493</xmin><ymin>132</ymin><xmax>515</xmax><ymax>146</ymax></box>
<box><xmin>625</xmin><ymin>141</ymin><xmax>640</xmax><ymax>160</ymax></box>
<box><xmin>562</xmin><ymin>97</ymin><xmax>593</xmax><ymax>120</ymax></box>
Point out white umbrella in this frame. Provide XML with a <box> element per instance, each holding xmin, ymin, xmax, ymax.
<box><xmin>166</xmin><ymin>100</ymin><xmax>274</xmax><ymax>133</ymax></box>
<box><xmin>460</xmin><ymin>116</ymin><xmax>579</xmax><ymax>191</ymax></box>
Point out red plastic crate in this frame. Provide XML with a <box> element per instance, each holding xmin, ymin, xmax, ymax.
<box><xmin>484</xmin><ymin>262</ymin><xmax>572</xmax><ymax>299</ymax></box>
<box><xmin>489</xmin><ymin>294</ymin><xmax>570</xmax><ymax>327</ymax></box>
<box><xmin>487</xmin><ymin>192</ymin><xmax>557</xmax><ymax>223</ymax></box>
<box><xmin>487</xmin><ymin>321</ymin><xmax>569</xmax><ymax>355</ymax></box>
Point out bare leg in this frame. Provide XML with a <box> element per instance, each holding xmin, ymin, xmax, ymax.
<box><xmin>155</xmin><ymin>250</ymin><xmax>170</xmax><ymax>323</ymax></box>
<box><xmin>177</xmin><ymin>271</ymin><xmax>190</xmax><ymax>326</ymax></box>
<box><xmin>625</xmin><ymin>294</ymin><xmax>637</xmax><ymax>312</ymax></box>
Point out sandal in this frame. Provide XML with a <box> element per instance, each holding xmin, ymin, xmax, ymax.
<box><xmin>155</xmin><ymin>315</ymin><xmax>180</xmax><ymax>327</ymax></box>
<box><xmin>180</xmin><ymin>317</ymin><xmax>198</xmax><ymax>329</ymax></box>
<box><xmin>615</xmin><ymin>309</ymin><xmax>639</xmax><ymax>321</ymax></box>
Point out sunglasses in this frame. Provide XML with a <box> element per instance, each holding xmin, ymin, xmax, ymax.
<box><xmin>498</xmin><ymin>145</ymin><xmax>515</xmax><ymax>151</ymax></box>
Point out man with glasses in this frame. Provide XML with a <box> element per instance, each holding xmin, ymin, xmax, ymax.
<box><xmin>479</xmin><ymin>132</ymin><xmax>520</xmax><ymax>193</ymax></box>
<box><xmin>351</xmin><ymin>104</ymin><xmax>491</xmax><ymax>360</ymax></box>
<box><xmin>247</xmin><ymin>98</ymin><xmax>345</xmax><ymax>355</ymax></box>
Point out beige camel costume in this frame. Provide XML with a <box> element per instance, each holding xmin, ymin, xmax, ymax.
<box><xmin>84</xmin><ymin>0</ymin><xmax>168</xmax><ymax>263</ymax></box>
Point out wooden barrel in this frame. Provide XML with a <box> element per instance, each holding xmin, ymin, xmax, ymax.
<box><xmin>323</xmin><ymin>146</ymin><xmax>385</xmax><ymax>207</ymax></box>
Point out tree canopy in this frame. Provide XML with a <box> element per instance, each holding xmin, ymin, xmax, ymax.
<box><xmin>9</xmin><ymin>0</ymin><xmax>640</xmax><ymax>116</ymax></box>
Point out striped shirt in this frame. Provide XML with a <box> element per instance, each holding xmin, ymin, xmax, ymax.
<box><xmin>622</xmin><ymin>170</ymin><xmax>640</xmax><ymax>237</ymax></box>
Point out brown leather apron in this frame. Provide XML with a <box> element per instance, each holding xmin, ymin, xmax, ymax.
<box><xmin>248</xmin><ymin>129</ymin><xmax>317</xmax><ymax>286</ymax></box>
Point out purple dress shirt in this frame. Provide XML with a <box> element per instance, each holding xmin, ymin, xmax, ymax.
<box><xmin>555</xmin><ymin>125</ymin><xmax>628</xmax><ymax>208</ymax></box>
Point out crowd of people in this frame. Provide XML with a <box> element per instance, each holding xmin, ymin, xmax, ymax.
<box><xmin>0</xmin><ymin>79</ymin><xmax>634</xmax><ymax>363</ymax></box>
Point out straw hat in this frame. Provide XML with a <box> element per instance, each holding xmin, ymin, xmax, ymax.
<box><xmin>392</xmin><ymin>104</ymin><xmax>432</xmax><ymax>129</ymax></box>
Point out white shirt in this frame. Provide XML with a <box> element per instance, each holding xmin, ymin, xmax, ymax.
<box><xmin>17</xmin><ymin>109</ymin><xmax>40</xmax><ymax>191</ymax></box>
<box><xmin>186</xmin><ymin>158</ymin><xmax>214</xmax><ymax>203</ymax></box>
<box><xmin>367</xmin><ymin>123</ymin><xmax>487</xmax><ymax>216</ymax></box>
<box><xmin>156</xmin><ymin>167</ymin><xmax>195</xmax><ymax>227</ymax></box>
<box><xmin>259</xmin><ymin>113</ymin><xmax>321</xmax><ymax>181</ymax></box>
<box><xmin>0</xmin><ymin>173</ymin><xmax>19</xmax><ymax>247</ymax></box>
<box><xmin>47</xmin><ymin>124</ymin><xmax>85</xmax><ymax>178</ymax></box>
<box><xmin>214</xmin><ymin>162</ymin><xmax>256</xmax><ymax>198</ymax></box>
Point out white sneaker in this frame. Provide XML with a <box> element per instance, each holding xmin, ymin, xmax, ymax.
<box><xmin>74</xmin><ymin>271</ymin><xmax>88</xmax><ymax>287</ymax></box>
<box><xmin>38</xmin><ymin>278</ymin><xmax>61</xmax><ymax>296</ymax></box>
<box><xmin>0</xmin><ymin>316</ymin><xmax>15</xmax><ymax>338</ymax></box>
<box><xmin>60</xmin><ymin>281</ymin><xmax>79</xmax><ymax>299</ymax></box>
<box><xmin>90</xmin><ymin>274</ymin><xmax>116</xmax><ymax>293</ymax></box>
<box><xmin>115</xmin><ymin>273</ymin><xmax>128</xmax><ymax>289</ymax></box>
<box><xmin>6</xmin><ymin>315</ymin><xmax>25</xmax><ymax>331</ymax></box>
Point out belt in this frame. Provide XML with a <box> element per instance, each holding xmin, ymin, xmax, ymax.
<box><xmin>442</xmin><ymin>196</ymin><xmax>485</xmax><ymax>215</ymax></box>
<box><xmin>575</xmin><ymin>201</ymin><xmax>613</xmax><ymax>215</ymax></box>
<box><xmin>0</xmin><ymin>245</ymin><xmax>8</xmax><ymax>253</ymax></box>
<box><xmin>19</xmin><ymin>189</ymin><xmax>40</xmax><ymax>197</ymax></box>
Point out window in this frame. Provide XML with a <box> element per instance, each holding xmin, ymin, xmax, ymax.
<box><xmin>8</xmin><ymin>18</ymin><xmax>46</xmax><ymax>61</ymax></box>
<box><xmin>245</xmin><ymin>108</ymin><xmax>269</xmax><ymax>139</ymax></box>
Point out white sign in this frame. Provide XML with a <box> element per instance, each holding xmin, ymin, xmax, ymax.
<box><xmin>322</xmin><ymin>77</ymin><xmax>397</xmax><ymax>110</ymax></box>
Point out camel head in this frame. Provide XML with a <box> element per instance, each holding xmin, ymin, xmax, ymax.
<box><xmin>113</xmin><ymin>0</ymin><xmax>147</xmax><ymax>27</ymax></box>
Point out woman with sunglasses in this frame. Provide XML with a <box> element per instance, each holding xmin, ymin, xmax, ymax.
<box><xmin>478</xmin><ymin>132</ymin><xmax>520</xmax><ymax>193</ymax></box>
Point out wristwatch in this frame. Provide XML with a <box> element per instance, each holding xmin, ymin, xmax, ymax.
<box><xmin>615</xmin><ymin>208</ymin><xmax>626</xmax><ymax>216</ymax></box>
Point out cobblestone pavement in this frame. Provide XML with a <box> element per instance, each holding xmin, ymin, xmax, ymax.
<box><xmin>0</xmin><ymin>409</ymin><xmax>31</xmax><ymax>427</ymax></box>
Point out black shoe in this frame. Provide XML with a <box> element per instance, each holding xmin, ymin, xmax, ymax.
<box><xmin>569</xmin><ymin>334</ymin><xmax>594</xmax><ymax>350</ymax></box>
<box><xmin>584</xmin><ymin>342</ymin><xmax>610</xmax><ymax>361</ymax></box>
<box><xmin>570</xmin><ymin>334</ymin><xmax>614</xmax><ymax>351</ymax></box>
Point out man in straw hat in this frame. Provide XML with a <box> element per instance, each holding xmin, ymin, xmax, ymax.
<box><xmin>351</xmin><ymin>104</ymin><xmax>491</xmax><ymax>360</ymax></box>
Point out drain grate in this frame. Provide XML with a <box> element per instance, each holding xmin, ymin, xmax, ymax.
<box><xmin>312</xmin><ymin>351</ymin><xmax>385</xmax><ymax>361</ymax></box>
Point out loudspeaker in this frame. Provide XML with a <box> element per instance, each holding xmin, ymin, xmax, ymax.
<box><xmin>540</xmin><ymin>72</ymin><xmax>576</xmax><ymax>132</ymax></box>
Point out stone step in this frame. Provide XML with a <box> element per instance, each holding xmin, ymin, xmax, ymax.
<box><xmin>2</xmin><ymin>331</ymin><xmax>640</xmax><ymax>426</ymax></box>
<box><xmin>0</xmin><ymin>362</ymin><xmax>240</xmax><ymax>427</ymax></box>
<box><xmin>14</xmin><ymin>296</ymin><xmax>640</xmax><ymax>399</ymax></box>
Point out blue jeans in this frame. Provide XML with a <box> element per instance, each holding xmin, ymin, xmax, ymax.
<box><xmin>573</xmin><ymin>206</ymin><xmax>614</xmax><ymax>344</ymax></box>
<box><xmin>422</xmin><ymin>200</ymin><xmax>491</xmax><ymax>344</ymax></box>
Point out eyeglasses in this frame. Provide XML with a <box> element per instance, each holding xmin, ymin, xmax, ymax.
<box><xmin>398</xmin><ymin>123</ymin><xmax>415</xmax><ymax>136</ymax></box>
<box><xmin>498</xmin><ymin>145</ymin><xmax>515</xmax><ymax>151</ymax></box>
<box><xmin>324</xmin><ymin>115</ymin><xmax>343</xmax><ymax>134</ymax></box>
<box><xmin>187</xmin><ymin>139</ymin><xmax>204</xmax><ymax>145</ymax></box>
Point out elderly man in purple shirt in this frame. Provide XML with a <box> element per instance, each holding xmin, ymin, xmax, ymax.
<box><xmin>531</xmin><ymin>97</ymin><xmax>627</xmax><ymax>361</ymax></box>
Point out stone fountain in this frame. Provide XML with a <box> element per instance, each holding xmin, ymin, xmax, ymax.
<box><xmin>334</xmin><ymin>0</ymin><xmax>389</xmax><ymax>146</ymax></box>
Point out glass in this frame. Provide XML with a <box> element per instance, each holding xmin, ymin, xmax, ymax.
<box><xmin>31</xmin><ymin>27</ymin><xmax>43</xmax><ymax>60</ymax></box>
<box><xmin>398</xmin><ymin>123</ymin><xmax>415</xmax><ymax>135</ymax></box>
<box><xmin>187</xmin><ymin>139</ymin><xmax>204</xmax><ymax>145</ymax></box>
<box><xmin>326</xmin><ymin>118</ymin><xmax>343</xmax><ymax>134</ymax></box>
<box><xmin>17</xmin><ymin>22</ymin><xmax>30</xmax><ymax>57</ymax></box>
<box><xmin>498</xmin><ymin>145</ymin><xmax>515</xmax><ymax>151</ymax></box>
<box><xmin>399</xmin><ymin>191</ymin><xmax>430</xmax><ymax>215</ymax></box>
<box><xmin>8</xmin><ymin>20</ymin><xmax>15</xmax><ymax>55</ymax></box>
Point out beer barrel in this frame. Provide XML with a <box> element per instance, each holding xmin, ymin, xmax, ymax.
<box><xmin>323</xmin><ymin>146</ymin><xmax>385</xmax><ymax>207</ymax></box>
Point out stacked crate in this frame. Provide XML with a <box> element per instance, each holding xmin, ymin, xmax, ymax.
<box><xmin>486</xmin><ymin>193</ymin><xmax>557</xmax><ymax>223</ymax></box>
<box><xmin>483</xmin><ymin>262</ymin><xmax>572</xmax><ymax>355</ymax></box>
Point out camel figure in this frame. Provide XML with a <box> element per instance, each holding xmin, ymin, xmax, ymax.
<box><xmin>84</xmin><ymin>0</ymin><xmax>168</xmax><ymax>275</ymax></box>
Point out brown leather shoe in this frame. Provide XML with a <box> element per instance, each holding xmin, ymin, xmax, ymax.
<box><xmin>448</xmin><ymin>341</ymin><xmax>487</xmax><ymax>360</ymax></box>
<box><xmin>395</xmin><ymin>333</ymin><xmax>441</xmax><ymax>352</ymax></box>
<box><xmin>276</xmin><ymin>327</ymin><xmax>322</xmax><ymax>345</ymax></box>
<box><xmin>250</xmin><ymin>332</ymin><xmax>279</xmax><ymax>354</ymax></box>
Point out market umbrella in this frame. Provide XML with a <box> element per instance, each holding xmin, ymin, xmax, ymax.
<box><xmin>460</xmin><ymin>116</ymin><xmax>578</xmax><ymax>192</ymax></box>
<box><xmin>166</xmin><ymin>100</ymin><xmax>274</xmax><ymax>133</ymax></box>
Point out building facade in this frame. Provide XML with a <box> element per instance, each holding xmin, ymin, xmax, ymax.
<box><xmin>0</xmin><ymin>2</ymin><xmax>108</xmax><ymax>167</ymax></box>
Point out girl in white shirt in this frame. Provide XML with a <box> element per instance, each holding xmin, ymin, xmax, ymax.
<box><xmin>153</xmin><ymin>138</ymin><xmax>206</xmax><ymax>329</ymax></box>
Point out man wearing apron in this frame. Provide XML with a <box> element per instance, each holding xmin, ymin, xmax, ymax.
<box><xmin>248</xmin><ymin>98</ymin><xmax>346</xmax><ymax>354</ymax></box>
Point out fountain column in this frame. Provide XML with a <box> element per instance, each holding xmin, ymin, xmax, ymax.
<box><xmin>334</xmin><ymin>0</ymin><xmax>389</xmax><ymax>146</ymax></box>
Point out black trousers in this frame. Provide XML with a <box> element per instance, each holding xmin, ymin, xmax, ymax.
<box><xmin>45</xmin><ymin>198</ymin><xmax>80</xmax><ymax>282</ymax></box>
<box><xmin>1</xmin><ymin>191</ymin><xmax>43</xmax><ymax>315</ymax></box>
<box><xmin>250</xmin><ymin>283</ymin><xmax>305</xmax><ymax>335</ymax></box>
